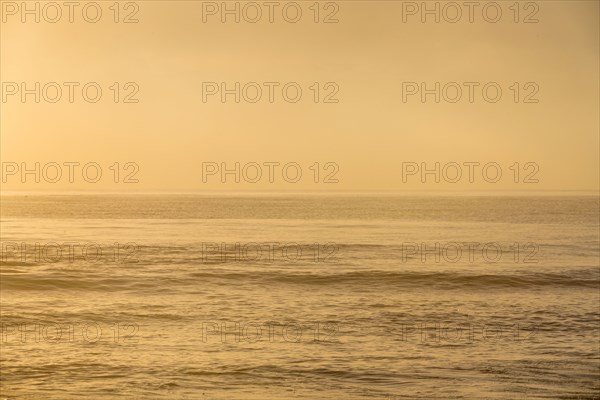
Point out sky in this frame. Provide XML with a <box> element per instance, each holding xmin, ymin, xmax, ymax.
<box><xmin>1</xmin><ymin>0</ymin><xmax>598</xmax><ymax>191</ymax></box>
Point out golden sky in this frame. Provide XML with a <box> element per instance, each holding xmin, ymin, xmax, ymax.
<box><xmin>1</xmin><ymin>1</ymin><xmax>598</xmax><ymax>191</ymax></box>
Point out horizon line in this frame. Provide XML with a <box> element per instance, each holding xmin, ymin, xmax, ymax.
<box><xmin>1</xmin><ymin>189</ymin><xmax>599</xmax><ymax>196</ymax></box>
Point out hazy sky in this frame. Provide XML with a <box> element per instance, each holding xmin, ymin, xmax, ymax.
<box><xmin>1</xmin><ymin>0</ymin><xmax>598</xmax><ymax>191</ymax></box>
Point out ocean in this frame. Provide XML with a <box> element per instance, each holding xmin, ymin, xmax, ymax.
<box><xmin>1</xmin><ymin>194</ymin><xmax>599</xmax><ymax>399</ymax></box>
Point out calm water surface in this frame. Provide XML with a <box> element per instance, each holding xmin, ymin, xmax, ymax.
<box><xmin>1</xmin><ymin>194</ymin><xmax>598</xmax><ymax>399</ymax></box>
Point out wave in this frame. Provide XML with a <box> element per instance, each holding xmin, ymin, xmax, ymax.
<box><xmin>2</xmin><ymin>269</ymin><xmax>598</xmax><ymax>291</ymax></box>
